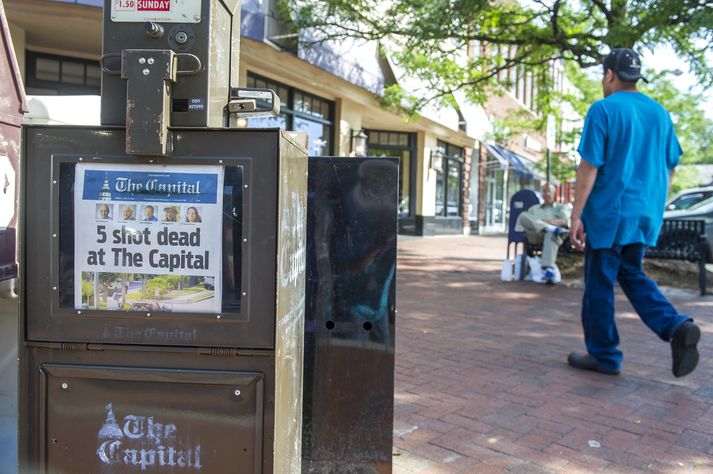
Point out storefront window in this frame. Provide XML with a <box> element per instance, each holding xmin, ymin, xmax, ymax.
<box><xmin>26</xmin><ymin>51</ymin><xmax>101</xmax><ymax>95</ymax></box>
<box><xmin>434</xmin><ymin>141</ymin><xmax>464</xmax><ymax>217</ymax></box>
<box><xmin>364</xmin><ymin>131</ymin><xmax>415</xmax><ymax>218</ymax></box>
<box><xmin>469</xmin><ymin>156</ymin><xmax>480</xmax><ymax>229</ymax></box>
<box><xmin>506</xmin><ymin>173</ymin><xmax>536</xmax><ymax>207</ymax></box>
<box><xmin>246</xmin><ymin>73</ymin><xmax>334</xmax><ymax>156</ymax></box>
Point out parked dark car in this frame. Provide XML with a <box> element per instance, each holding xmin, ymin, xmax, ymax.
<box><xmin>663</xmin><ymin>195</ymin><xmax>713</xmax><ymax>262</ymax></box>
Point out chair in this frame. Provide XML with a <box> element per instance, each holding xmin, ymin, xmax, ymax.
<box><xmin>506</xmin><ymin>189</ymin><xmax>542</xmax><ymax>280</ymax></box>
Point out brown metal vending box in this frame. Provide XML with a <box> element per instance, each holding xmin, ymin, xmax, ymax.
<box><xmin>20</xmin><ymin>127</ymin><xmax>306</xmax><ymax>473</ymax></box>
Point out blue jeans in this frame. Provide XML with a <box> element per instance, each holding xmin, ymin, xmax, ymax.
<box><xmin>582</xmin><ymin>243</ymin><xmax>691</xmax><ymax>372</ymax></box>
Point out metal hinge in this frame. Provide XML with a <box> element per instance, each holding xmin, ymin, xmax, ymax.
<box><xmin>199</xmin><ymin>347</ymin><xmax>271</xmax><ymax>357</ymax></box>
<box><xmin>26</xmin><ymin>341</ymin><xmax>104</xmax><ymax>352</ymax></box>
<box><xmin>26</xmin><ymin>342</ymin><xmax>86</xmax><ymax>351</ymax></box>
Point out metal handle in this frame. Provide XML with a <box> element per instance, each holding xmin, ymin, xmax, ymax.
<box><xmin>176</xmin><ymin>53</ymin><xmax>202</xmax><ymax>75</ymax></box>
<box><xmin>100</xmin><ymin>53</ymin><xmax>122</xmax><ymax>75</ymax></box>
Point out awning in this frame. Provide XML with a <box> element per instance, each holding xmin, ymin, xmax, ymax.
<box><xmin>453</xmin><ymin>90</ymin><xmax>492</xmax><ymax>141</ymax></box>
<box><xmin>298</xmin><ymin>31</ymin><xmax>386</xmax><ymax>96</ymax></box>
<box><xmin>485</xmin><ymin>144</ymin><xmax>556</xmax><ymax>184</ymax></box>
<box><xmin>484</xmin><ymin>143</ymin><xmax>509</xmax><ymax>170</ymax></box>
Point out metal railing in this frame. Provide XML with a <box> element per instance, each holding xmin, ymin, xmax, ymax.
<box><xmin>647</xmin><ymin>219</ymin><xmax>708</xmax><ymax>295</ymax></box>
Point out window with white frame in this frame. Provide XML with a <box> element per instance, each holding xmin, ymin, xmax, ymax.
<box><xmin>434</xmin><ymin>141</ymin><xmax>464</xmax><ymax>217</ymax></box>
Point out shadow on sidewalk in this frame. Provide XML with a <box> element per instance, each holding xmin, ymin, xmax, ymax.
<box><xmin>393</xmin><ymin>235</ymin><xmax>713</xmax><ymax>473</ymax></box>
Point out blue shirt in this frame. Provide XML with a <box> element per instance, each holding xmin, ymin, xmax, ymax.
<box><xmin>577</xmin><ymin>91</ymin><xmax>682</xmax><ymax>249</ymax></box>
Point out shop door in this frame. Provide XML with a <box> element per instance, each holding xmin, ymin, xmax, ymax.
<box><xmin>364</xmin><ymin>131</ymin><xmax>416</xmax><ymax>220</ymax></box>
<box><xmin>484</xmin><ymin>163</ymin><xmax>505</xmax><ymax>231</ymax></box>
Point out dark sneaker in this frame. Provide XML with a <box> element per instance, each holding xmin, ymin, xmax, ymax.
<box><xmin>671</xmin><ymin>321</ymin><xmax>700</xmax><ymax>378</ymax></box>
<box><xmin>567</xmin><ymin>352</ymin><xmax>620</xmax><ymax>375</ymax></box>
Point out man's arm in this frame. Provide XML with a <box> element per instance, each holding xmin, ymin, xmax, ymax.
<box><xmin>570</xmin><ymin>160</ymin><xmax>599</xmax><ymax>250</ymax></box>
<box><xmin>544</xmin><ymin>217</ymin><xmax>568</xmax><ymax>227</ymax></box>
<box><xmin>546</xmin><ymin>204</ymin><xmax>571</xmax><ymax>228</ymax></box>
<box><xmin>669</xmin><ymin>167</ymin><xmax>676</xmax><ymax>195</ymax></box>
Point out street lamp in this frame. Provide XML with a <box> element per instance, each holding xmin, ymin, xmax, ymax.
<box><xmin>351</xmin><ymin>129</ymin><xmax>368</xmax><ymax>156</ymax></box>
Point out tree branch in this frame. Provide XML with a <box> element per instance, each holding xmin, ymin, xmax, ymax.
<box><xmin>589</xmin><ymin>0</ymin><xmax>613</xmax><ymax>23</ymax></box>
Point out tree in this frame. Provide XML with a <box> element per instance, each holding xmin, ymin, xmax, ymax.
<box><xmin>288</xmin><ymin>0</ymin><xmax>712</xmax><ymax>107</ymax></box>
<box><xmin>641</xmin><ymin>75</ymin><xmax>713</xmax><ymax>165</ymax></box>
<box><xmin>287</xmin><ymin>0</ymin><xmax>713</xmax><ymax>147</ymax></box>
<box><xmin>561</xmin><ymin>64</ymin><xmax>713</xmax><ymax>163</ymax></box>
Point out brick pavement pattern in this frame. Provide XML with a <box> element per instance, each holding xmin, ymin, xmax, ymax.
<box><xmin>393</xmin><ymin>235</ymin><xmax>713</xmax><ymax>473</ymax></box>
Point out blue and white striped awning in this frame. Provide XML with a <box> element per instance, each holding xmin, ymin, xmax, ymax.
<box><xmin>485</xmin><ymin>143</ymin><xmax>554</xmax><ymax>183</ymax></box>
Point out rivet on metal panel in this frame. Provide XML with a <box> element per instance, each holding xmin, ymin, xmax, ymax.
<box><xmin>244</xmin><ymin>184</ymin><xmax>248</xmax><ymax>188</ymax></box>
<box><xmin>61</xmin><ymin>383</ymin><xmax>68</xmax><ymax>390</ymax></box>
<box><xmin>52</xmin><ymin>180</ymin><xmax>57</xmax><ymax>184</ymax></box>
<box><xmin>242</xmin><ymin>292</ymin><xmax>247</xmax><ymax>296</ymax></box>
<box><xmin>216</xmin><ymin>315</ymin><xmax>221</xmax><ymax>319</ymax></box>
<box><xmin>139</xmin><ymin>57</ymin><xmax>146</xmax><ymax>64</ymax></box>
<box><xmin>234</xmin><ymin>389</ymin><xmax>241</xmax><ymax>397</ymax></box>
<box><xmin>52</xmin><ymin>234</ymin><xmax>57</xmax><ymax>238</ymax></box>
<box><xmin>150</xmin><ymin>160</ymin><xmax>154</xmax><ymax>163</ymax></box>
<box><xmin>77</xmin><ymin>311</ymin><xmax>82</xmax><ymax>315</ymax></box>
<box><xmin>52</xmin><ymin>287</ymin><xmax>57</xmax><ymax>291</ymax></box>
<box><xmin>242</xmin><ymin>238</ymin><xmax>247</xmax><ymax>243</ymax></box>
<box><xmin>148</xmin><ymin>58</ymin><xmax>155</xmax><ymax>65</ymax></box>
<box><xmin>78</xmin><ymin>157</ymin><xmax>83</xmax><ymax>161</ymax></box>
<box><xmin>219</xmin><ymin>160</ymin><xmax>223</xmax><ymax>164</ymax></box>
<box><xmin>143</xmin><ymin>69</ymin><xmax>150</xmax><ymax>76</ymax></box>
<box><xmin>146</xmin><ymin>313</ymin><xmax>151</xmax><ymax>317</ymax></box>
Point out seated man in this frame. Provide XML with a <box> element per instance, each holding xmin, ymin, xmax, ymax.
<box><xmin>516</xmin><ymin>183</ymin><xmax>571</xmax><ymax>284</ymax></box>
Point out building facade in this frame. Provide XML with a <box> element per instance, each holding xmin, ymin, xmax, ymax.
<box><xmin>4</xmin><ymin>0</ymin><xmax>489</xmax><ymax>236</ymax></box>
<box><xmin>473</xmin><ymin>40</ymin><xmax>579</xmax><ymax>233</ymax></box>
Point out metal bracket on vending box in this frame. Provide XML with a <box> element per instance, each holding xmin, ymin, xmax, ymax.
<box><xmin>121</xmin><ymin>49</ymin><xmax>177</xmax><ymax>156</ymax></box>
<box><xmin>117</xmin><ymin>49</ymin><xmax>202</xmax><ymax>157</ymax></box>
<box><xmin>228</xmin><ymin>88</ymin><xmax>280</xmax><ymax>118</ymax></box>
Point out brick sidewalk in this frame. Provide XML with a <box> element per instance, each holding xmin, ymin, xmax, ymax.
<box><xmin>393</xmin><ymin>235</ymin><xmax>713</xmax><ymax>473</ymax></box>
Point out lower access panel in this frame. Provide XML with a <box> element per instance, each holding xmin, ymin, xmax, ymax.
<box><xmin>39</xmin><ymin>365</ymin><xmax>263</xmax><ymax>473</ymax></box>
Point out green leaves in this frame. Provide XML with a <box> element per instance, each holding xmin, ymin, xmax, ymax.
<box><xmin>641</xmin><ymin>74</ymin><xmax>713</xmax><ymax>164</ymax></box>
<box><xmin>289</xmin><ymin>0</ymin><xmax>711</xmax><ymax>93</ymax></box>
<box><xmin>287</xmin><ymin>0</ymin><xmax>712</xmax><ymax>165</ymax></box>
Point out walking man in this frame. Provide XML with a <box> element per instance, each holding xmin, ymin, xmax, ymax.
<box><xmin>568</xmin><ymin>48</ymin><xmax>700</xmax><ymax>377</ymax></box>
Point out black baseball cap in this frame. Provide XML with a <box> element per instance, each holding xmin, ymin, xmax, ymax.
<box><xmin>603</xmin><ymin>48</ymin><xmax>648</xmax><ymax>83</ymax></box>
